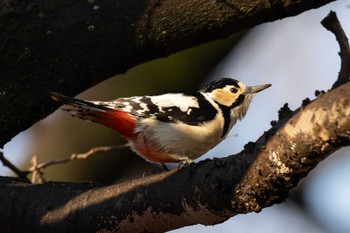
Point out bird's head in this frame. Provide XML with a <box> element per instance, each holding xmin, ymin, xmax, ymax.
<box><xmin>202</xmin><ymin>78</ymin><xmax>271</xmax><ymax>120</ymax></box>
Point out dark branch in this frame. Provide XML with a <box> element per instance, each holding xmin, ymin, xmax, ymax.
<box><xmin>321</xmin><ymin>11</ymin><xmax>350</xmax><ymax>89</ymax></box>
<box><xmin>0</xmin><ymin>0</ymin><xmax>335</xmax><ymax>147</ymax></box>
<box><xmin>0</xmin><ymin>151</ymin><xmax>30</xmax><ymax>182</ymax></box>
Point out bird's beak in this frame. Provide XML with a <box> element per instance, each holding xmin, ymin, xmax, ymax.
<box><xmin>246</xmin><ymin>84</ymin><xmax>271</xmax><ymax>94</ymax></box>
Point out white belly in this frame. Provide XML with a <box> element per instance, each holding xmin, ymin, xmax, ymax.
<box><xmin>136</xmin><ymin>114</ymin><xmax>225</xmax><ymax>160</ymax></box>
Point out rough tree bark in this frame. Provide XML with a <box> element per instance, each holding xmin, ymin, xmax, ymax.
<box><xmin>1</xmin><ymin>81</ymin><xmax>350</xmax><ymax>232</ymax></box>
<box><xmin>0</xmin><ymin>1</ymin><xmax>347</xmax><ymax>232</ymax></box>
<box><xmin>0</xmin><ymin>0</ymin><xmax>334</xmax><ymax>147</ymax></box>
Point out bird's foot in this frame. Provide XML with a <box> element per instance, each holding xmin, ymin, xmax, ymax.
<box><xmin>177</xmin><ymin>159</ymin><xmax>193</xmax><ymax>170</ymax></box>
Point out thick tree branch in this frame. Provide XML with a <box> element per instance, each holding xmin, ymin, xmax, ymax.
<box><xmin>0</xmin><ymin>0</ymin><xmax>334</xmax><ymax>147</ymax></box>
<box><xmin>1</xmin><ymin>81</ymin><xmax>350</xmax><ymax>232</ymax></box>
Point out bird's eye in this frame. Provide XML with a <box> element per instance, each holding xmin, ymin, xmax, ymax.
<box><xmin>230</xmin><ymin>87</ymin><xmax>238</xmax><ymax>93</ymax></box>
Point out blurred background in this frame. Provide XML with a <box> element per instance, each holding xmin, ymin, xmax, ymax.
<box><xmin>1</xmin><ymin>1</ymin><xmax>350</xmax><ymax>232</ymax></box>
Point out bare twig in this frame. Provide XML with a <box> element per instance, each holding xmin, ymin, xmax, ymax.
<box><xmin>321</xmin><ymin>11</ymin><xmax>350</xmax><ymax>89</ymax></box>
<box><xmin>0</xmin><ymin>151</ymin><xmax>30</xmax><ymax>182</ymax></box>
<box><xmin>26</xmin><ymin>144</ymin><xmax>130</xmax><ymax>182</ymax></box>
<box><xmin>1</xmin><ymin>144</ymin><xmax>129</xmax><ymax>183</ymax></box>
<box><xmin>30</xmin><ymin>156</ymin><xmax>38</xmax><ymax>183</ymax></box>
<box><xmin>30</xmin><ymin>156</ymin><xmax>46</xmax><ymax>184</ymax></box>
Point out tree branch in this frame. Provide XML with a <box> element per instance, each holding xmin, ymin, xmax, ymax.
<box><xmin>321</xmin><ymin>11</ymin><xmax>350</xmax><ymax>89</ymax></box>
<box><xmin>0</xmin><ymin>144</ymin><xmax>130</xmax><ymax>183</ymax></box>
<box><xmin>0</xmin><ymin>151</ymin><xmax>30</xmax><ymax>182</ymax></box>
<box><xmin>0</xmin><ymin>0</ymin><xmax>335</xmax><ymax>147</ymax></box>
<box><xmin>1</xmin><ymin>81</ymin><xmax>350</xmax><ymax>232</ymax></box>
<box><xmin>27</xmin><ymin>144</ymin><xmax>130</xmax><ymax>183</ymax></box>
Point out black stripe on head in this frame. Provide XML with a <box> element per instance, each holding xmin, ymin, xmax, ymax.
<box><xmin>230</xmin><ymin>94</ymin><xmax>245</xmax><ymax>109</ymax></box>
<box><xmin>212</xmin><ymin>93</ymin><xmax>245</xmax><ymax>138</ymax></box>
<box><xmin>216</xmin><ymin>103</ymin><xmax>231</xmax><ymax>138</ymax></box>
<box><xmin>202</xmin><ymin>78</ymin><xmax>240</xmax><ymax>92</ymax></box>
<box><xmin>220</xmin><ymin>94</ymin><xmax>246</xmax><ymax>137</ymax></box>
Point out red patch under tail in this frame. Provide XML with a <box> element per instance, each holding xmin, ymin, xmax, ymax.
<box><xmin>95</xmin><ymin>110</ymin><xmax>137</xmax><ymax>139</ymax></box>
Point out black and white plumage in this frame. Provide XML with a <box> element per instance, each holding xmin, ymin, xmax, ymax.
<box><xmin>51</xmin><ymin>78</ymin><xmax>271</xmax><ymax>166</ymax></box>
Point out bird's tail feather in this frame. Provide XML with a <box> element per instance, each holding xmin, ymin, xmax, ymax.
<box><xmin>50</xmin><ymin>92</ymin><xmax>136</xmax><ymax>138</ymax></box>
<box><xmin>50</xmin><ymin>91</ymin><xmax>109</xmax><ymax>121</ymax></box>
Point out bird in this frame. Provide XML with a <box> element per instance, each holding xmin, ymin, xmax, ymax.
<box><xmin>51</xmin><ymin>78</ymin><xmax>271</xmax><ymax>169</ymax></box>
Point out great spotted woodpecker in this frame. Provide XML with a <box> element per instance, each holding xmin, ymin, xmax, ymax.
<box><xmin>51</xmin><ymin>78</ymin><xmax>270</xmax><ymax>168</ymax></box>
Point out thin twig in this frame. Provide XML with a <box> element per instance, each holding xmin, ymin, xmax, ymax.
<box><xmin>321</xmin><ymin>11</ymin><xmax>350</xmax><ymax>89</ymax></box>
<box><xmin>30</xmin><ymin>156</ymin><xmax>46</xmax><ymax>184</ymax></box>
<box><xmin>1</xmin><ymin>144</ymin><xmax>130</xmax><ymax>184</ymax></box>
<box><xmin>0</xmin><ymin>151</ymin><xmax>30</xmax><ymax>182</ymax></box>
<box><xmin>27</xmin><ymin>144</ymin><xmax>130</xmax><ymax>173</ymax></box>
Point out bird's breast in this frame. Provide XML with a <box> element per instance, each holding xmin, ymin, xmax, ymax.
<box><xmin>133</xmin><ymin>114</ymin><xmax>225</xmax><ymax>160</ymax></box>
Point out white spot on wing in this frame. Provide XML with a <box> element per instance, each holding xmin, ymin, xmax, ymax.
<box><xmin>122</xmin><ymin>104</ymin><xmax>133</xmax><ymax>112</ymax></box>
<box><xmin>149</xmin><ymin>94</ymin><xmax>199</xmax><ymax>112</ymax></box>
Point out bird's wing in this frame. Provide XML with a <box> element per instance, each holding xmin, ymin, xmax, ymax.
<box><xmin>105</xmin><ymin>92</ymin><xmax>219</xmax><ymax>126</ymax></box>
